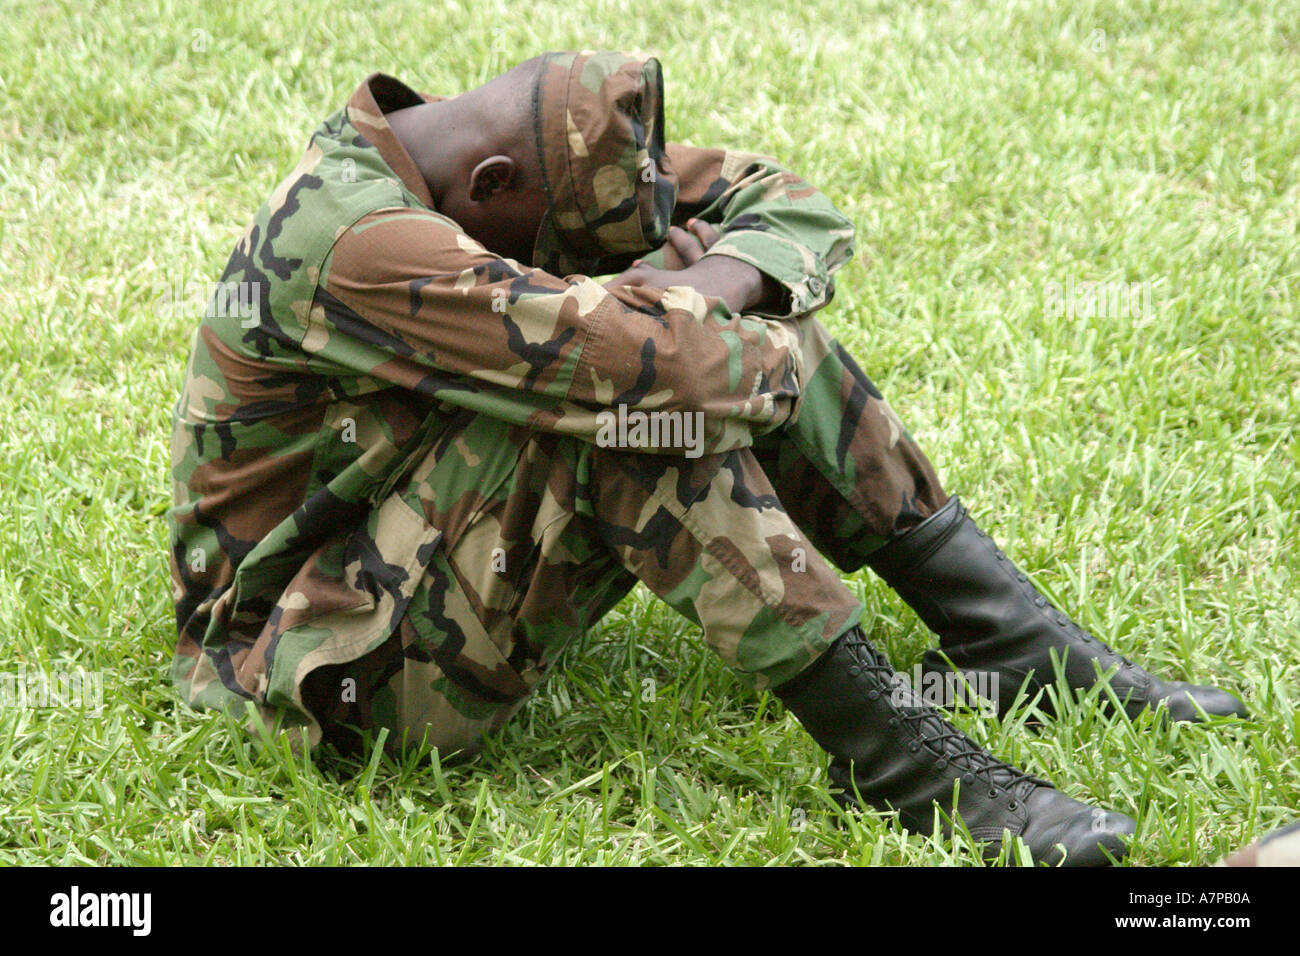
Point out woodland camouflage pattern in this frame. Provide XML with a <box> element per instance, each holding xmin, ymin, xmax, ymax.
<box><xmin>529</xmin><ymin>51</ymin><xmax>678</xmax><ymax>276</ymax></box>
<box><xmin>168</xmin><ymin>52</ymin><xmax>948</xmax><ymax>754</ymax></box>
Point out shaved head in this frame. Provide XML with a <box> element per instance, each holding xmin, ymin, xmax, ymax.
<box><xmin>458</xmin><ymin>55</ymin><xmax>546</xmax><ymax>182</ymax></box>
<box><xmin>387</xmin><ymin>56</ymin><xmax>551</xmax><ymax>264</ymax></box>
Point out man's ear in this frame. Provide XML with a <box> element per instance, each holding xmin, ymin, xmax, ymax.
<box><xmin>467</xmin><ymin>155</ymin><xmax>516</xmax><ymax>202</ymax></box>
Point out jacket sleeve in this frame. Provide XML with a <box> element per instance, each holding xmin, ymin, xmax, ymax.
<box><xmin>308</xmin><ymin>207</ymin><xmax>804</xmax><ymax>455</ymax></box>
<box><xmin>638</xmin><ymin>143</ymin><xmax>858</xmax><ymax>319</ymax></box>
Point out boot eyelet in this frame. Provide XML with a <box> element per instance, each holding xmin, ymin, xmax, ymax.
<box><xmin>962</xmin><ymin>773</ymin><xmax>975</xmax><ymax>785</ymax></box>
<box><xmin>867</xmin><ymin>690</ymin><xmax>880</xmax><ymax>700</ymax></box>
<box><xmin>1008</xmin><ymin>800</ymin><xmax>1019</xmax><ymax>811</ymax></box>
<box><xmin>987</xmin><ymin>789</ymin><xmax>998</xmax><ymax>799</ymax></box>
<box><xmin>848</xmin><ymin>666</ymin><xmax>860</xmax><ymax>676</ymax></box>
<box><xmin>888</xmin><ymin>717</ymin><xmax>899</xmax><ymax>728</ymax></box>
<box><xmin>935</xmin><ymin>757</ymin><xmax>948</xmax><ymax>770</ymax></box>
<box><xmin>908</xmin><ymin>742</ymin><xmax>921</xmax><ymax>753</ymax></box>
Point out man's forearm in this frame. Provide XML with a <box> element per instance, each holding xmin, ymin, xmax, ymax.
<box><xmin>727</xmin><ymin>257</ymin><xmax>786</xmax><ymax>314</ymax></box>
<box><xmin>675</xmin><ymin>255</ymin><xmax>769</xmax><ymax>314</ymax></box>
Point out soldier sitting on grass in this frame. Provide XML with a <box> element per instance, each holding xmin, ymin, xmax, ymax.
<box><xmin>168</xmin><ymin>51</ymin><xmax>1248</xmax><ymax>866</ymax></box>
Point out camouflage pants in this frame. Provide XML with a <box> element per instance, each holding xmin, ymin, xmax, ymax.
<box><xmin>302</xmin><ymin>315</ymin><xmax>948</xmax><ymax>757</ymax></box>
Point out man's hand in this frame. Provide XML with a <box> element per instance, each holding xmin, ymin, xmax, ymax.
<box><xmin>605</xmin><ymin>219</ymin><xmax>782</xmax><ymax>314</ymax></box>
<box><xmin>658</xmin><ymin>218</ymin><xmax>720</xmax><ymax>270</ymax></box>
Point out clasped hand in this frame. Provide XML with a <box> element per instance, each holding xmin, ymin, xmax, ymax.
<box><xmin>603</xmin><ymin>219</ymin><xmax>776</xmax><ymax>314</ymax></box>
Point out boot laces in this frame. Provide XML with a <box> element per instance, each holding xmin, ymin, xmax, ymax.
<box><xmin>996</xmin><ymin>544</ymin><xmax>1143</xmax><ymax>674</ymax></box>
<box><xmin>841</xmin><ymin>631</ymin><xmax>1042</xmax><ymax>796</ymax></box>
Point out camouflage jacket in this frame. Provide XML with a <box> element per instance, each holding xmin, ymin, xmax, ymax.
<box><xmin>168</xmin><ymin>57</ymin><xmax>856</xmax><ymax>735</ymax></box>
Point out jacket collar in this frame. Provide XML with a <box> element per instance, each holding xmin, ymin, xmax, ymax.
<box><xmin>345</xmin><ymin>72</ymin><xmax>442</xmax><ymax>209</ymax></box>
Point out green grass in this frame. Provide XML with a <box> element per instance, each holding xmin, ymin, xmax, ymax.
<box><xmin>0</xmin><ymin>0</ymin><xmax>1296</xmax><ymax>865</ymax></box>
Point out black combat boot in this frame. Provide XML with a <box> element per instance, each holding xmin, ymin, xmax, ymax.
<box><xmin>865</xmin><ymin>496</ymin><xmax>1249</xmax><ymax>722</ymax></box>
<box><xmin>773</xmin><ymin>627</ymin><xmax>1135</xmax><ymax>865</ymax></box>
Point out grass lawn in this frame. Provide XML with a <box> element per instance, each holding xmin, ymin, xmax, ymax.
<box><xmin>0</xmin><ymin>0</ymin><xmax>1295</xmax><ymax>865</ymax></box>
